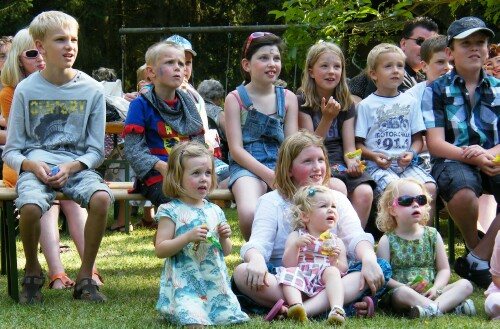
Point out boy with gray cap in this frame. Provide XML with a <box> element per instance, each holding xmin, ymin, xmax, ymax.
<box><xmin>422</xmin><ymin>16</ymin><xmax>500</xmax><ymax>289</ymax></box>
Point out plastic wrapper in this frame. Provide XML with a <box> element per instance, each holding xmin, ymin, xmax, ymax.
<box><xmin>193</xmin><ymin>223</ymin><xmax>223</xmax><ymax>252</ymax></box>
<box><xmin>319</xmin><ymin>230</ymin><xmax>336</xmax><ymax>256</ymax></box>
<box><xmin>494</xmin><ymin>155</ymin><xmax>500</xmax><ymax>163</ymax></box>
<box><xmin>409</xmin><ymin>274</ymin><xmax>433</xmax><ymax>293</ymax></box>
<box><xmin>344</xmin><ymin>149</ymin><xmax>366</xmax><ymax>172</ymax></box>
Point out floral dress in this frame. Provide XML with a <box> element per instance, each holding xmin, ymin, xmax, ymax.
<box><xmin>387</xmin><ymin>226</ymin><xmax>437</xmax><ymax>284</ymax></box>
<box><xmin>275</xmin><ymin>228</ymin><xmax>339</xmax><ymax>297</ymax></box>
<box><xmin>155</xmin><ymin>199</ymin><xmax>249</xmax><ymax>326</ymax></box>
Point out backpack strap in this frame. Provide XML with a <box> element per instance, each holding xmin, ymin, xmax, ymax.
<box><xmin>236</xmin><ymin>84</ymin><xmax>254</xmax><ymax>111</ymax></box>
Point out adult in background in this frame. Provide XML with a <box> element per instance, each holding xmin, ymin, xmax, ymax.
<box><xmin>348</xmin><ymin>17</ymin><xmax>438</xmax><ymax>103</ymax></box>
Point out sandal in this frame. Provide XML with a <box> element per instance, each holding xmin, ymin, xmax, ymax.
<box><xmin>265</xmin><ymin>298</ymin><xmax>285</xmax><ymax>321</ymax></box>
<box><xmin>73</xmin><ymin>278</ymin><xmax>107</xmax><ymax>302</ymax></box>
<box><xmin>327</xmin><ymin>306</ymin><xmax>346</xmax><ymax>325</ymax></box>
<box><xmin>287</xmin><ymin>303</ymin><xmax>308</xmax><ymax>322</ymax></box>
<box><xmin>134</xmin><ymin>218</ymin><xmax>158</xmax><ymax>230</ymax></box>
<box><xmin>20</xmin><ymin>272</ymin><xmax>45</xmax><ymax>304</ymax></box>
<box><xmin>48</xmin><ymin>272</ymin><xmax>75</xmax><ymax>289</ymax></box>
<box><xmin>92</xmin><ymin>270</ymin><xmax>104</xmax><ymax>286</ymax></box>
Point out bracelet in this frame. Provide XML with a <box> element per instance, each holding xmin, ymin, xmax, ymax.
<box><xmin>409</xmin><ymin>149</ymin><xmax>419</xmax><ymax>165</ymax></box>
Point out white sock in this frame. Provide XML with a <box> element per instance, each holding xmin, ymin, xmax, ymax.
<box><xmin>466</xmin><ymin>252</ymin><xmax>489</xmax><ymax>270</ymax></box>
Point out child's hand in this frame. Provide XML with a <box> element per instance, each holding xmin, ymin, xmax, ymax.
<box><xmin>329</xmin><ymin>246</ymin><xmax>342</xmax><ymax>261</ymax></box>
<box><xmin>321</xmin><ymin>96</ymin><xmax>341</xmax><ymax>121</ymax></box>
<box><xmin>217</xmin><ymin>223</ymin><xmax>231</xmax><ymax>239</ymax></box>
<box><xmin>345</xmin><ymin>158</ymin><xmax>362</xmax><ymax>177</ymax></box>
<box><xmin>477</xmin><ymin>155</ymin><xmax>500</xmax><ymax>177</ymax></box>
<box><xmin>423</xmin><ymin>286</ymin><xmax>438</xmax><ymax>300</ymax></box>
<box><xmin>461</xmin><ymin>145</ymin><xmax>488</xmax><ymax>159</ymax></box>
<box><xmin>410</xmin><ymin>279</ymin><xmax>431</xmax><ymax>294</ymax></box>
<box><xmin>295</xmin><ymin>234</ymin><xmax>315</xmax><ymax>248</ymax></box>
<box><xmin>187</xmin><ymin>225</ymin><xmax>209</xmax><ymax>243</ymax></box>
<box><xmin>21</xmin><ymin>160</ymin><xmax>51</xmax><ymax>183</ymax></box>
<box><xmin>47</xmin><ymin>163</ymin><xmax>71</xmax><ymax>188</ymax></box>
<box><xmin>374</xmin><ymin>154</ymin><xmax>391</xmax><ymax>169</ymax></box>
<box><xmin>397</xmin><ymin>152</ymin><xmax>413</xmax><ymax>167</ymax></box>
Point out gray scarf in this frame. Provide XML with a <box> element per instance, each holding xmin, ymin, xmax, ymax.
<box><xmin>142</xmin><ymin>87</ymin><xmax>204</xmax><ymax>138</ymax></box>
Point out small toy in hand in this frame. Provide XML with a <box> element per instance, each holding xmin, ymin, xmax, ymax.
<box><xmin>193</xmin><ymin>223</ymin><xmax>223</xmax><ymax>252</ymax></box>
<box><xmin>331</xmin><ymin>164</ymin><xmax>347</xmax><ymax>173</ymax></box>
<box><xmin>320</xmin><ymin>230</ymin><xmax>337</xmax><ymax>256</ymax></box>
<box><xmin>493</xmin><ymin>155</ymin><xmax>500</xmax><ymax>163</ymax></box>
<box><xmin>50</xmin><ymin>166</ymin><xmax>60</xmax><ymax>176</ymax></box>
<box><xmin>409</xmin><ymin>274</ymin><xmax>433</xmax><ymax>293</ymax></box>
<box><xmin>345</xmin><ymin>149</ymin><xmax>367</xmax><ymax>172</ymax></box>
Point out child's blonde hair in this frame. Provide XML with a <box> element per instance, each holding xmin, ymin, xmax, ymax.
<box><xmin>376</xmin><ymin>178</ymin><xmax>432</xmax><ymax>232</ymax></box>
<box><xmin>275</xmin><ymin>130</ymin><xmax>331</xmax><ymax>201</ymax></box>
<box><xmin>145</xmin><ymin>41</ymin><xmax>184</xmax><ymax>67</ymax></box>
<box><xmin>290</xmin><ymin>185</ymin><xmax>334</xmax><ymax>230</ymax></box>
<box><xmin>1</xmin><ymin>29</ymin><xmax>34</xmax><ymax>87</ymax></box>
<box><xmin>366</xmin><ymin>43</ymin><xmax>406</xmax><ymax>72</ymax></box>
<box><xmin>300</xmin><ymin>42</ymin><xmax>353</xmax><ymax>112</ymax></box>
<box><xmin>163</xmin><ymin>142</ymin><xmax>216</xmax><ymax>199</ymax></box>
<box><xmin>29</xmin><ymin>11</ymin><xmax>79</xmax><ymax>42</ymax></box>
<box><xmin>136</xmin><ymin>64</ymin><xmax>147</xmax><ymax>82</ymax></box>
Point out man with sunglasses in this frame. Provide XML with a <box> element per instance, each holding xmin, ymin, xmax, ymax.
<box><xmin>399</xmin><ymin>17</ymin><xmax>439</xmax><ymax>90</ymax></box>
<box><xmin>349</xmin><ymin>17</ymin><xmax>438</xmax><ymax>103</ymax></box>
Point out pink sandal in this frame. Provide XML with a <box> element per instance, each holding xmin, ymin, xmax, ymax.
<box><xmin>355</xmin><ymin>296</ymin><xmax>375</xmax><ymax>318</ymax></box>
<box><xmin>264</xmin><ymin>299</ymin><xmax>285</xmax><ymax>321</ymax></box>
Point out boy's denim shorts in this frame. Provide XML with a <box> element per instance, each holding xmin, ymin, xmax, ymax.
<box><xmin>16</xmin><ymin>169</ymin><xmax>113</xmax><ymax>214</ymax></box>
<box><xmin>432</xmin><ymin>160</ymin><xmax>500</xmax><ymax>203</ymax></box>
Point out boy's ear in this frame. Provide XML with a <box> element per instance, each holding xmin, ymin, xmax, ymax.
<box><xmin>421</xmin><ymin>61</ymin><xmax>429</xmax><ymax>74</ymax></box>
<box><xmin>445</xmin><ymin>47</ymin><xmax>454</xmax><ymax>63</ymax></box>
<box><xmin>35</xmin><ymin>40</ymin><xmax>45</xmax><ymax>55</ymax></box>
<box><xmin>145</xmin><ymin>66</ymin><xmax>155</xmax><ymax>79</ymax></box>
<box><xmin>368</xmin><ymin>69</ymin><xmax>377</xmax><ymax>82</ymax></box>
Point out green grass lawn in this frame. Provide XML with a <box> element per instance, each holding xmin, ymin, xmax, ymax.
<box><xmin>0</xmin><ymin>208</ymin><xmax>497</xmax><ymax>328</ymax></box>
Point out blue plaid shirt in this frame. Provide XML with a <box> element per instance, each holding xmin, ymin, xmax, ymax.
<box><xmin>422</xmin><ymin>69</ymin><xmax>500</xmax><ymax>157</ymax></box>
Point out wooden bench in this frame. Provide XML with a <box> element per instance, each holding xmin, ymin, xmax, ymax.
<box><xmin>0</xmin><ymin>182</ymin><xmax>233</xmax><ymax>302</ymax></box>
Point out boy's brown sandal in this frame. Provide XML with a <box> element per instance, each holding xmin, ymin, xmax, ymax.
<box><xmin>73</xmin><ymin>278</ymin><xmax>107</xmax><ymax>302</ymax></box>
<box><xmin>20</xmin><ymin>272</ymin><xmax>45</xmax><ymax>304</ymax></box>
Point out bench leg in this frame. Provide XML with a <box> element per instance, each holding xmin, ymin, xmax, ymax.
<box><xmin>1</xmin><ymin>206</ymin><xmax>6</xmax><ymax>275</ymax></box>
<box><xmin>5</xmin><ymin>201</ymin><xmax>19</xmax><ymax>302</ymax></box>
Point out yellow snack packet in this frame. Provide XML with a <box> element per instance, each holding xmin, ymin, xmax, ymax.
<box><xmin>320</xmin><ymin>230</ymin><xmax>336</xmax><ymax>256</ymax></box>
<box><xmin>346</xmin><ymin>149</ymin><xmax>362</xmax><ymax>160</ymax></box>
<box><xmin>494</xmin><ymin>155</ymin><xmax>500</xmax><ymax>163</ymax></box>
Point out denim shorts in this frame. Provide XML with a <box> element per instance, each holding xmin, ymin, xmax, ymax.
<box><xmin>228</xmin><ymin>143</ymin><xmax>278</xmax><ymax>188</ymax></box>
<box><xmin>139</xmin><ymin>180</ymin><xmax>171</xmax><ymax>207</ymax></box>
<box><xmin>16</xmin><ymin>169</ymin><xmax>113</xmax><ymax>214</ymax></box>
<box><xmin>432</xmin><ymin>161</ymin><xmax>500</xmax><ymax>203</ymax></box>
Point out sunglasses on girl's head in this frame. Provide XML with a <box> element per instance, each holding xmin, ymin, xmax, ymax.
<box><xmin>244</xmin><ymin>32</ymin><xmax>274</xmax><ymax>57</ymax></box>
<box><xmin>22</xmin><ymin>49</ymin><xmax>39</xmax><ymax>58</ymax></box>
<box><xmin>392</xmin><ymin>195</ymin><xmax>428</xmax><ymax>207</ymax></box>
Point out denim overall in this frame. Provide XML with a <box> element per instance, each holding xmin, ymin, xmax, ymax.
<box><xmin>228</xmin><ymin>84</ymin><xmax>285</xmax><ymax>187</ymax></box>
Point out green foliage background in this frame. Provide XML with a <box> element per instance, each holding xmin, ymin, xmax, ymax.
<box><xmin>0</xmin><ymin>0</ymin><xmax>498</xmax><ymax>92</ymax></box>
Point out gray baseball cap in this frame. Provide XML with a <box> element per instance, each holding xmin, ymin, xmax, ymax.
<box><xmin>447</xmin><ymin>16</ymin><xmax>494</xmax><ymax>46</ymax></box>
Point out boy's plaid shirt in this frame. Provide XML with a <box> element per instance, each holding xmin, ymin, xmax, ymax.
<box><xmin>422</xmin><ymin>68</ymin><xmax>500</xmax><ymax>151</ymax></box>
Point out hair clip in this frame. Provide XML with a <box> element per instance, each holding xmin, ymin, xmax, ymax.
<box><xmin>308</xmin><ymin>188</ymin><xmax>316</xmax><ymax>197</ymax></box>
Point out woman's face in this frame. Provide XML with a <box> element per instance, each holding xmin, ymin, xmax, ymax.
<box><xmin>19</xmin><ymin>48</ymin><xmax>45</xmax><ymax>76</ymax></box>
<box><xmin>289</xmin><ymin>146</ymin><xmax>327</xmax><ymax>188</ymax></box>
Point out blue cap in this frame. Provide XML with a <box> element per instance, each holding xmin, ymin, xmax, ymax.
<box><xmin>164</xmin><ymin>35</ymin><xmax>197</xmax><ymax>56</ymax></box>
<box><xmin>447</xmin><ymin>17</ymin><xmax>494</xmax><ymax>46</ymax></box>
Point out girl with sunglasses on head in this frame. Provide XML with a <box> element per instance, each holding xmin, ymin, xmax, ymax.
<box><xmin>375</xmin><ymin>178</ymin><xmax>475</xmax><ymax>319</ymax></box>
<box><xmin>225</xmin><ymin>32</ymin><xmax>298</xmax><ymax>241</ymax></box>
<box><xmin>0</xmin><ymin>28</ymin><xmax>104</xmax><ymax>289</ymax></box>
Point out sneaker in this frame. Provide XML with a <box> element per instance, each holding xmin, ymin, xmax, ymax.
<box><xmin>454</xmin><ymin>256</ymin><xmax>492</xmax><ymax>289</ymax></box>
<box><xmin>454</xmin><ymin>299</ymin><xmax>476</xmax><ymax>316</ymax></box>
<box><xmin>409</xmin><ymin>304</ymin><xmax>442</xmax><ymax>319</ymax></box>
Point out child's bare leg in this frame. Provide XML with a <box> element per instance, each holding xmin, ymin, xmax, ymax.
<box><xmin>39</xmin><ymin>205</ymin><xmax>67</xmax><ymax>288</ymax></box>
<box><xmin>283</xmin><ymin>285</ymin><xmax>303</xmax><ymax>306</ymax></box>
<box><xmin>341</xmin><ymin>271</ymin><xmax>372</xmax><ymax>315</ymax></box>
<box><xmin>328</xmin><ymin>177</ymin><xmax>347</xmax><ymax>195</ymax></box>
<box><xmin>19</xmin><ymin>204</ymin><xmax>43</xmax><ymax>276</ymax></box>
<box><xmin>323</xmin><ymin>267</ymin><xmax>344</xmax><ymax>308</ymax></box>
<box><xmin>390</xmin><ymin>285</ymin><xmax>433</xmax><ymax>312</ymax></box>
<box><xmin>425</xmin><ymin>182</ymin><xmax>437</xmax><ymax>225</ymax></box>
<box><xmin>349</xmin><ymin>184</ymin><xmax>373</xmax><ymax>228</ymax></box>
<box><xmin>478</xmin><ymin>194</ymin><xmax>496</xmax><ymax>232</ymax></box>
<box><xmin>232</xmin><ymin>177</ymin><xmax>268</xmax><ymax>241</ymax></box>
<box><xmin>434</xmin><ymin>279</ymin><xmax>473</xmax><ymax>313</ymax></box>
<box><xmin>446</xmin><ymin>189</ymin><xmax>480</xmax><ymax>251</ymax></box>
<box><xmin>76</xmin><ymin>191</ymin><xmax>110</xmax><ymax>281</ymax></box>
<box><xmin>485</xmin><ymin>292</ymin><xmax>500</xmax><ymax>320</ymax></box>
